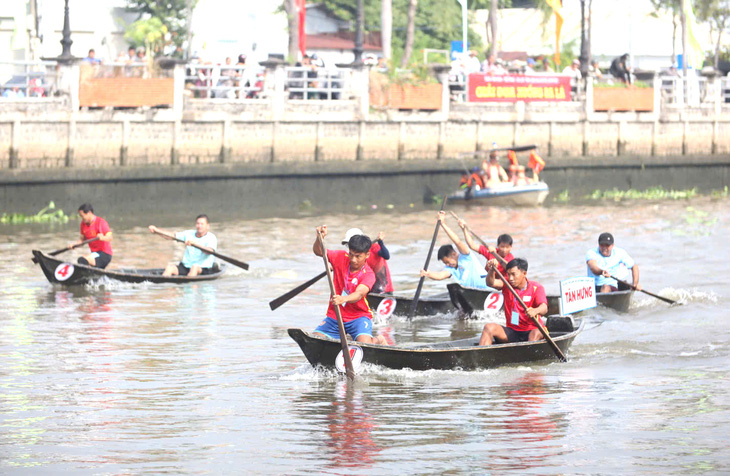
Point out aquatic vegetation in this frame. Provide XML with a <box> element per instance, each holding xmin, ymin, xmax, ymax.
<box><xmin>555</xmin><ymin>190</ymin><xmax>570</xmax><ymax>203</ymax></box>
<box><xmin>710</xmin><ymin>186</ymin><xmax>728</xmax><ymax>199</ymax></box>
<box><xmin>673</xmin><ymin>207</ymin><xmax>719</xmax><ymax>237</ymax></box>
<box><xmin>1</xmin><ymin>202</ymin><xmax>70</xmax><ymax>224</ymax></box>
<box><xmin>586</xmin><ymin>187</ymin><xmax>698</xmax><ymax>201</ymax></box>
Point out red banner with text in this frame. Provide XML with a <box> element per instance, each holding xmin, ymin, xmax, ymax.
<box><xmin>468</xmin><ymin>74</ymin><xmax>572</xmax><ymax>102</ymax></box>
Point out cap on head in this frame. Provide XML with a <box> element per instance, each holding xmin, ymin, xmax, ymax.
<box><xmin>342</xmin><ymin>227</ymin><xmax>364</xmax><ymax>245</ymax></box>
<box><xmin>572</xmin><ymin>59</ymin><xmax>580</xmax><ymax>65</ymax></box>
<box><xmin>598</xmin><ymin>232</ymin><xmax>614</xmax><ymax>245</ymax></box>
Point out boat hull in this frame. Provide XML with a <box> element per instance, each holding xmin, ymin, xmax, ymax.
<box><xmin>546</xmin><ymin>290</ymin><xmax>633</xmax><ymax>314</ymax></box>
<box><xmin>367</xmin><ymin>291</ymin><xmax>456</xmax><ymax>317</ymax></box>
<box><xmin>448</xmin><ymin>182</ymin><xmax>549</xmax><ymax>206</ymax></box>
<box><xmin>32</xmin><ymin>250</ymin><xmax>225</xmax><ymax>285</ymax></box>
<box><xmin>288</xmin><ymin>316</ymin><xmax>583</xmax><ymax>371</ymax></box>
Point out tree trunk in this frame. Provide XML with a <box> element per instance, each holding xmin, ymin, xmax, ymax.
<box><xmin>284</xmin><ymin>0</ymin><xmax>299</xmax><ymax>63</ymax></box>
<box><xmin>672</xmin><ymin>14</ymin><xmax>677</xmax><ymax>64</ymax></box>
<box><xmin>579</xmin><ymin>0</ymin><xmax>590</xmax><ymax>77</ymax></box>
<box><xmin>715</xmin><ymin>27</ymin><xmax>723</xmax><ymax>69</ymax></box>
<box><xmin>401</xmin><ymin>0</ymin><xmax>418</xmax><ymax>67</ymax></box>
<box><xmin>489</xmin><ymin>0</ymin><xmax>498</xmax><ymax>57</ymax></box>
<box><xmin>381</xmin><ymin>0</ymin><xmax>392</xmax><ymax>61</ymax></box>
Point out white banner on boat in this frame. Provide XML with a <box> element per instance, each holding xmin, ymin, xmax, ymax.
<box><xmin>559</xmin><ymin>277</ymin><xmax>597</xmax><ymax>315</ymax></box>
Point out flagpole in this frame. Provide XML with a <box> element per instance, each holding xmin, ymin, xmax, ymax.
<box><xmin>681</xmin><ymin>0</ymin><xmax>687</xmax><ymax>106</ymax></box>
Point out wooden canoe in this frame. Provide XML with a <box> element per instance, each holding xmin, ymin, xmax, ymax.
<box><xmin>445</xmin><ymin>283</ymin><xmax>633</xmax><ymax>315</ymax></box>
<box><xmin>288</xmin><ymin>315</ymin><xmax>584</xmax><ymax>371</ymax></box>
<box><xmin>32</xmin><ymin>250</ymin><xmax>225</xmax><ymax>285</ymax></box>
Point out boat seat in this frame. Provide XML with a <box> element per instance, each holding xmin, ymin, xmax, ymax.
<box><xmin>546</xmin><ymin>315</ymin><xmax>575</xmax><ymax>333</ymax></box>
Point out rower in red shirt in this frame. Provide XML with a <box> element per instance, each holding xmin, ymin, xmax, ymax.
<box><xmin>455</xmin><ymin>217</ymin><xmax>514</xmax><ymax>276</ymax></box>
<box><xmin>69</xmin><ymin>203</ymin><xmax>113</xmax><ymax>268</ymax></box>
<box><xmin>342</xmin><ymin>228</ymin><xmax>394</xmax><ymax>294</ymax></box>
<box><xmin>313</xmin><ymin>225</ymin><xmax>389</xmax><ymax>345</ymax></box>
<box><xmin>479</xmin><ymin>257</ymin><xmax>548</xmax><ymax>345</ymax></box>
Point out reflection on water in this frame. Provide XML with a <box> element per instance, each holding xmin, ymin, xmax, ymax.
<box><xmin>1</xmin><ymin>199</ymin><xmax>729</xmax><ymax>473</ymax></box>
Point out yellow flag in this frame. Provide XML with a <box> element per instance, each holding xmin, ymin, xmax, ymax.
<box><xmin>545</xmin><ymin>0</ymin><xmax>563</xmax><ymax>67</ymax></box>
<box><xmin>683</xmin><ymin>0</ymin><xmax>704</xmax><ymax>69</ymax></box>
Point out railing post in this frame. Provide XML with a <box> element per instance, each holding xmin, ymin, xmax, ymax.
<box><xmin>173</xmin><ymin>63</ymin><xmax>185</xmax><ymax>120</ymax></box>
<box><xmin>9</xmin><ymin>120</ymin><xmax>20</xmax><ymax>169</ymax></box>
<box><xmin>261</xmin><ymin>60</ymin><xmax>286</xmax><ymax>121</ymax></box>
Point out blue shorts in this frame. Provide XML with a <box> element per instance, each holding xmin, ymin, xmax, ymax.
<box><xmin>314</xmin><ymin>316</ymin><xmax>373</xmax><ymax>340</ymax></box>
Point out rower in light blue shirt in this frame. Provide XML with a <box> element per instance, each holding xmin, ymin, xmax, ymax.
<box><xmin>148</xmin><ymin>214</ymin><xmax>218</xmax><ymax>277</ymax></box>
<box><xmin>586</xmin><ymin>232</ymin><xmax>641</xmax><ymax>293</ymax></box>
<box><xmin>420</xmin><ymin>211</ymin><xmax>491</xmax><ymax>290</ymax></box>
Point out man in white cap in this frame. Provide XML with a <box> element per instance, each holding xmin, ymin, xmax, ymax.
<box><xmin>343</xmin><ymin>227</ymin><xmax>393</xmax><ymax>294</ymax></box>
<box><xmin>586</xmin><ymin>232</ymin><xmax>641</xmax><ymax>293</ymax></box>
<box><xmin>562</xmin><ymin>59</ymin><xmax>582</xmax><ymax>98</ymax></box>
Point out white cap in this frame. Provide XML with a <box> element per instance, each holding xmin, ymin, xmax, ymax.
<box><xmin>342</xmin><ymin>227</ymin><xmax>364</xmax><ymax>245</ymax></box>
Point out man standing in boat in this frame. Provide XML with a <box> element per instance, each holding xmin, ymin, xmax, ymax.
<box><xmin>70</xmin><ymin>203</ymin><xmax>113</xmax><ymax>269</ymax></box>
<box><xmin>342</xmin><ymin>228</ymin><xmax>394</xmax><ymax>295</ymax></box>
<box><xmin>313</xmin><ymin>226</ymin><xmax>389</xmax><ymax>345</ymax></box>
<box><xmin>420</xmin><ymin>211</ymin><xmax>489</xmax><ymax>289</ymax></box>
<box><xmin>481</xmin><ymin>151</ymin><xmax>509</xmax><ymax>188</ymax></box>
<box><xmin>148</xmin><ymin>215</ymin><xmax>218</xmax><ymax>277</ymax></box>
<box><xmin>586</xmin><ymin>232</ymin><xmax>641</xmax><ymax>293</ymax></box>
<box><xmin>479</xmin><ymin>258</ymin><xmax>548</xmax><ymax>345</ymax></box>
<box><xmin>455</xmin><ymin>217</ymin><xmax>515</xmax><ymax>277</ymax></box>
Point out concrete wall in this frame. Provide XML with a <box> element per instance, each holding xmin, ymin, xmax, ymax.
<box><xmin>3</xmin><ymin>116</ymin><xmax>730</xmax><ymax>169</ymax></box>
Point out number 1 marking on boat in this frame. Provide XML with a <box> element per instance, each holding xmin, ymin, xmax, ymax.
<box><xmin>54</xmin><ymin>263</ymin><xmax>74</xmax><ymax>282</ymax></box>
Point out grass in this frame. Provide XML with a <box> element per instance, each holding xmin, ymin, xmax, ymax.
<box><xmin>1</xmin><ymin>202</ymin><xmax>70</xmax><ymax>224</ymax></box>
<box><xmin>586</xmin><ymin>186</ymin><xmax>699</xmax><ymax>201</ymax></box>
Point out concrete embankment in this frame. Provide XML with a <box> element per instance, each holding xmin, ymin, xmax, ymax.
<box><xmin>1</xmin><ymin>155</ymin><xmax>728</xmax><ymax>218</ymax></box>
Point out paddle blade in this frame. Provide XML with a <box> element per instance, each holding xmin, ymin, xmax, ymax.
<box><xmin>214</xmin><ymin>253</ymin><xmax>249</xmax><ymax>270</ymax></box>
<box><xmin>269</xmin><ymin>272</ymin><xmax>326</xmax><ymax>311</ymax></box>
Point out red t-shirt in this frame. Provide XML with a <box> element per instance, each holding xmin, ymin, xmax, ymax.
<box><xmin>502</xmin><ymin>279</ymin><xmax>547</xmax><ymax>332</ymax></box>
<box><xmin>326</xmin><ymin>249</ymin><xmax>376</xmax><ymax>322</ymax></box>
<box><xmin>80</xmin><ymin>217</ymin><xmax>113</xmax><ymax>255</ymax></box>
<box><xmin>477</xmin><ymin>245</ymin><xmax>513</xmax><ymax>275</ymax></box>
<box><xmin>367</xmin><ymin>242</ymin><xmax>393</xmax><ymax>294</ymax></box>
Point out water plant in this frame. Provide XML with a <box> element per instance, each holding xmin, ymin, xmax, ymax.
<box><xmin>586</xmin><ymin>186</ymin><xmax>698</xmax><ymax>201</ymax></box>
<box><xmin>1</xmin><ymin>201</ymin><xmax>70</xmax><ymax>224</ymax></box>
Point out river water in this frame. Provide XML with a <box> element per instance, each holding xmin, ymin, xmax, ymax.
<box><xmin>1</xmin><ymin>198</ymin><xmax>728</xmax><ymax>474</ymax></box>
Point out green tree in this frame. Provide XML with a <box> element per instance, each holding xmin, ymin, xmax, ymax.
<box><xmin>695</xmin><ymin>0</ymin><xmax>730</xmax><ymax>68</ymax></box>
<box><xmin>649</xmin><ymin>0</ymin><xmax>681</xmax><ymax>63</ymax></box>
<box><xmin>321</xmin><ymin>0</ymin><xmax>484</xmax><ymax>66</ymax></box>
<box><xmin>125</xmin><ymin>0</ymin><xmax>197</xmax><ymax>52</ymax></box>
<box><xmin>124</xmin><ymin>17</ymin><xmax>168</xmax><ymax>54</ymax></box>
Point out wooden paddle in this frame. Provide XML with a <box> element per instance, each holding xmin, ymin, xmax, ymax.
<box><xmin>492</xmin><ymin>266</ymin><xmax>567</xmax><ymax>362</ymax></box>
<box><xmin>151</xmin><ymin>228</ymin><xmax>249</xmax><ymax>270</ymax></box>
<box><xmin>31</xmin><ymin>236</ymin><xmax>100</xmax><ymax>264</ymax></box>
<box><xmin>269</xmin><ymin>271</ymin><xmax>326</xmax><ymax>311</ymax></box>
<box><xmin>316</xmin><ymin>229</ymin><xmax>355</xmax><ymax>380</ymax></box>
<box><xmin>609</xmin><ymin>274</ymin><xmax>677</xmax><ymax>305</ymax></box>
<box><xmin>449</xmin><ymin>211</ymin><xmax>508</xmax><ymax>270</ymax></box>
<box><xmin>409</xmin><ymin>196</ymin><xmax>447</xmax><ymax>320</ymax></box>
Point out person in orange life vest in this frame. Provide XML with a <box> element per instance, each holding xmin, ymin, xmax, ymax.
<box><xmin>528</xmin><ymin>150</ymin><xmax>545</xmax><ymax>182</ymax></box>
<box><xmin>513</xmin><ymin>165</ymin><xmax>529</xmax><ymax>186</ymax></box>
<box><xmin>479</xmin><ymin>257</ymin><xmax>548</xmax><ymax>346</ymax></box>
<box><xmin>481</xmin><ymin>151</ymin><xmax>509</xmax><ymax>187</ymax></box>
<box><xmin>456</xmin><ymin>217</ymin><xmax>514</xmax><ymax>276</ymax></box>
<box><xmin>313</xmin><ymin>225</ymin><xmax>389</xmax><ymax>345</ymax></box>
<box><xmin>69</xmin><ymin>203</ymin><xmax>113</xmax><ymax>268</ymax></box>
<box><xmin>342</xmin><ymin>228</ymin><xmax>393</xmax><ymax>294</ymax></box>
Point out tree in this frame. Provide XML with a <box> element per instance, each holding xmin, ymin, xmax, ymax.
<box><xmin>579</xmin><ymin>0</ymin><xmax>592</xmax><ymax>77</ymax></box>
<box><xmin>125</xmin><ymin>0</ymin><xmax>198</xmax><ymax>53</ymax></box>
<box><xmin>695</xmin><ymin>0</ymin><xmax>730</xmax><ymax>68</ymax></box>
<box><xmin>283</xmin><ymin>0</ymin><xmax>300</xmax><ymax>62</ymax></box>
<box><xmin>650</xmin><ymin>0</ymin><xmax>681</xmax><ymax>63</ymax></box>
<box><xmin>401</xmin><ymin>0</ymin><xmax>418</xmax><ymax>66</ymax></box>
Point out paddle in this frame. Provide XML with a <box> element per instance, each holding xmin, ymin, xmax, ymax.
<box><xmin>492</xmin><ymin>266</ymin><xmax>567</xmax><ymax>362</ymax></box>
<box><xmin>316</xmin><ymin>229</ymin><xmax>355</xmax><ymax>380</ymax></box>
<box><xmin>409</xmin><ymin>196</ymin><xmax>448</xmax><ymax>320</ymax></box>
<box><xmin>31</xmin><ymin>237</ymin><xmax>100</xmax><ymax>264</ymax></box>
<box><xmin>151</xmin><ymin>228</ymin><xmax>249</xmax><ymax>271</ymax></box>
<box><xmin>609</xmin><ymin>274</ymin><xmax>677</xmax><ymax>305</ymax></box>
<box><xmin>449</xmin><ymin>211</ymin><xmax>508</xmax><ymax>270</ymax></box>
<box><xmin>269</xmin><ymin>271</ymin><xmax>326</xmax><ymax>311</ymax></box>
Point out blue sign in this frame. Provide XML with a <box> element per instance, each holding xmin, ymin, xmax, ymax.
<box><xmin>450</xmin><ymin>41</ymin><xmax>470</xmax><ymax>61</ymax></box>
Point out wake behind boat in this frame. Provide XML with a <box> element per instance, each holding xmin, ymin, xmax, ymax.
<box><xmin>288</xmin><ymin>316</ymin><xmax>584</xmax><ymax>371</ymax></box>
<box><xmin>32</xmin><ymin>250</ymin><xmax>225</xmax><ymax>285</ymax></box>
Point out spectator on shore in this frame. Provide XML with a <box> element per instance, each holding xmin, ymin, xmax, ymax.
<box><xmin>482</xmin><ymin>55</ymin><xmax>506</xmax><ymax>75</ymax></box>
<box><xmin>83</xmin><ymin>49</ymin><xmax>101</xmax><ymax>65</ymax></box>
<box><xmin>215</xmin><ymin>56</ymin><xmax>237</xmax><ymax>98</ymax></box>
<box><xmin>563</xmin><ymin>59</ymin><xmax>582</xmax><ymax>97</ymax></box>
<box><xmin>126</xmin><ymin>46</ymin><xmax>136</xmax><ymax>63</ymax></box>
<box><xmin>376</xmin><ymin>56</ymin><xmax>388</xmax><ymax>71</ymax></box>
<box><xmin>2</xmin><ymin>86</ymin><xmax>25</xmax><ymax>98</ymax></box>
<box><xmin>610</xmin><ymin>54</ymin><xmax>632</xmax><ymax>84</ymax></box>
<box><xmin>466</xmin><ymin>50</ymin><xmax>481</xmax><ymax>74</ymax></box>
<box><xmin>135</xmin><ymin>47</ymin><xmax>146</xmax><ymax>63</ymax></box>
<box><xmin>525</xmin><ymin>58</ymin><xmax>537</xmax><ymax>74</ymax></box>
<box><xmin>589</xmin><ymin>60</ymin><xmax>603</xmax><ymax>81</ymax></box>
<box><xmin>541</xmin><ymin>57</ymin><xmax>554</xmax><ymax>73</ymax></box>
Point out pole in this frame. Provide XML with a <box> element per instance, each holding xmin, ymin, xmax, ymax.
<box><xmin>354</xmin><ymin>0</ymin><xmax>364</xmax><ymax>63</ymax></box>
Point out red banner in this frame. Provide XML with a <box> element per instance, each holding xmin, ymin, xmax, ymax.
<box><xmin>468</xmin><ymin>74</ymin><xmax>571</xmax><ymax>102</ymax></box>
